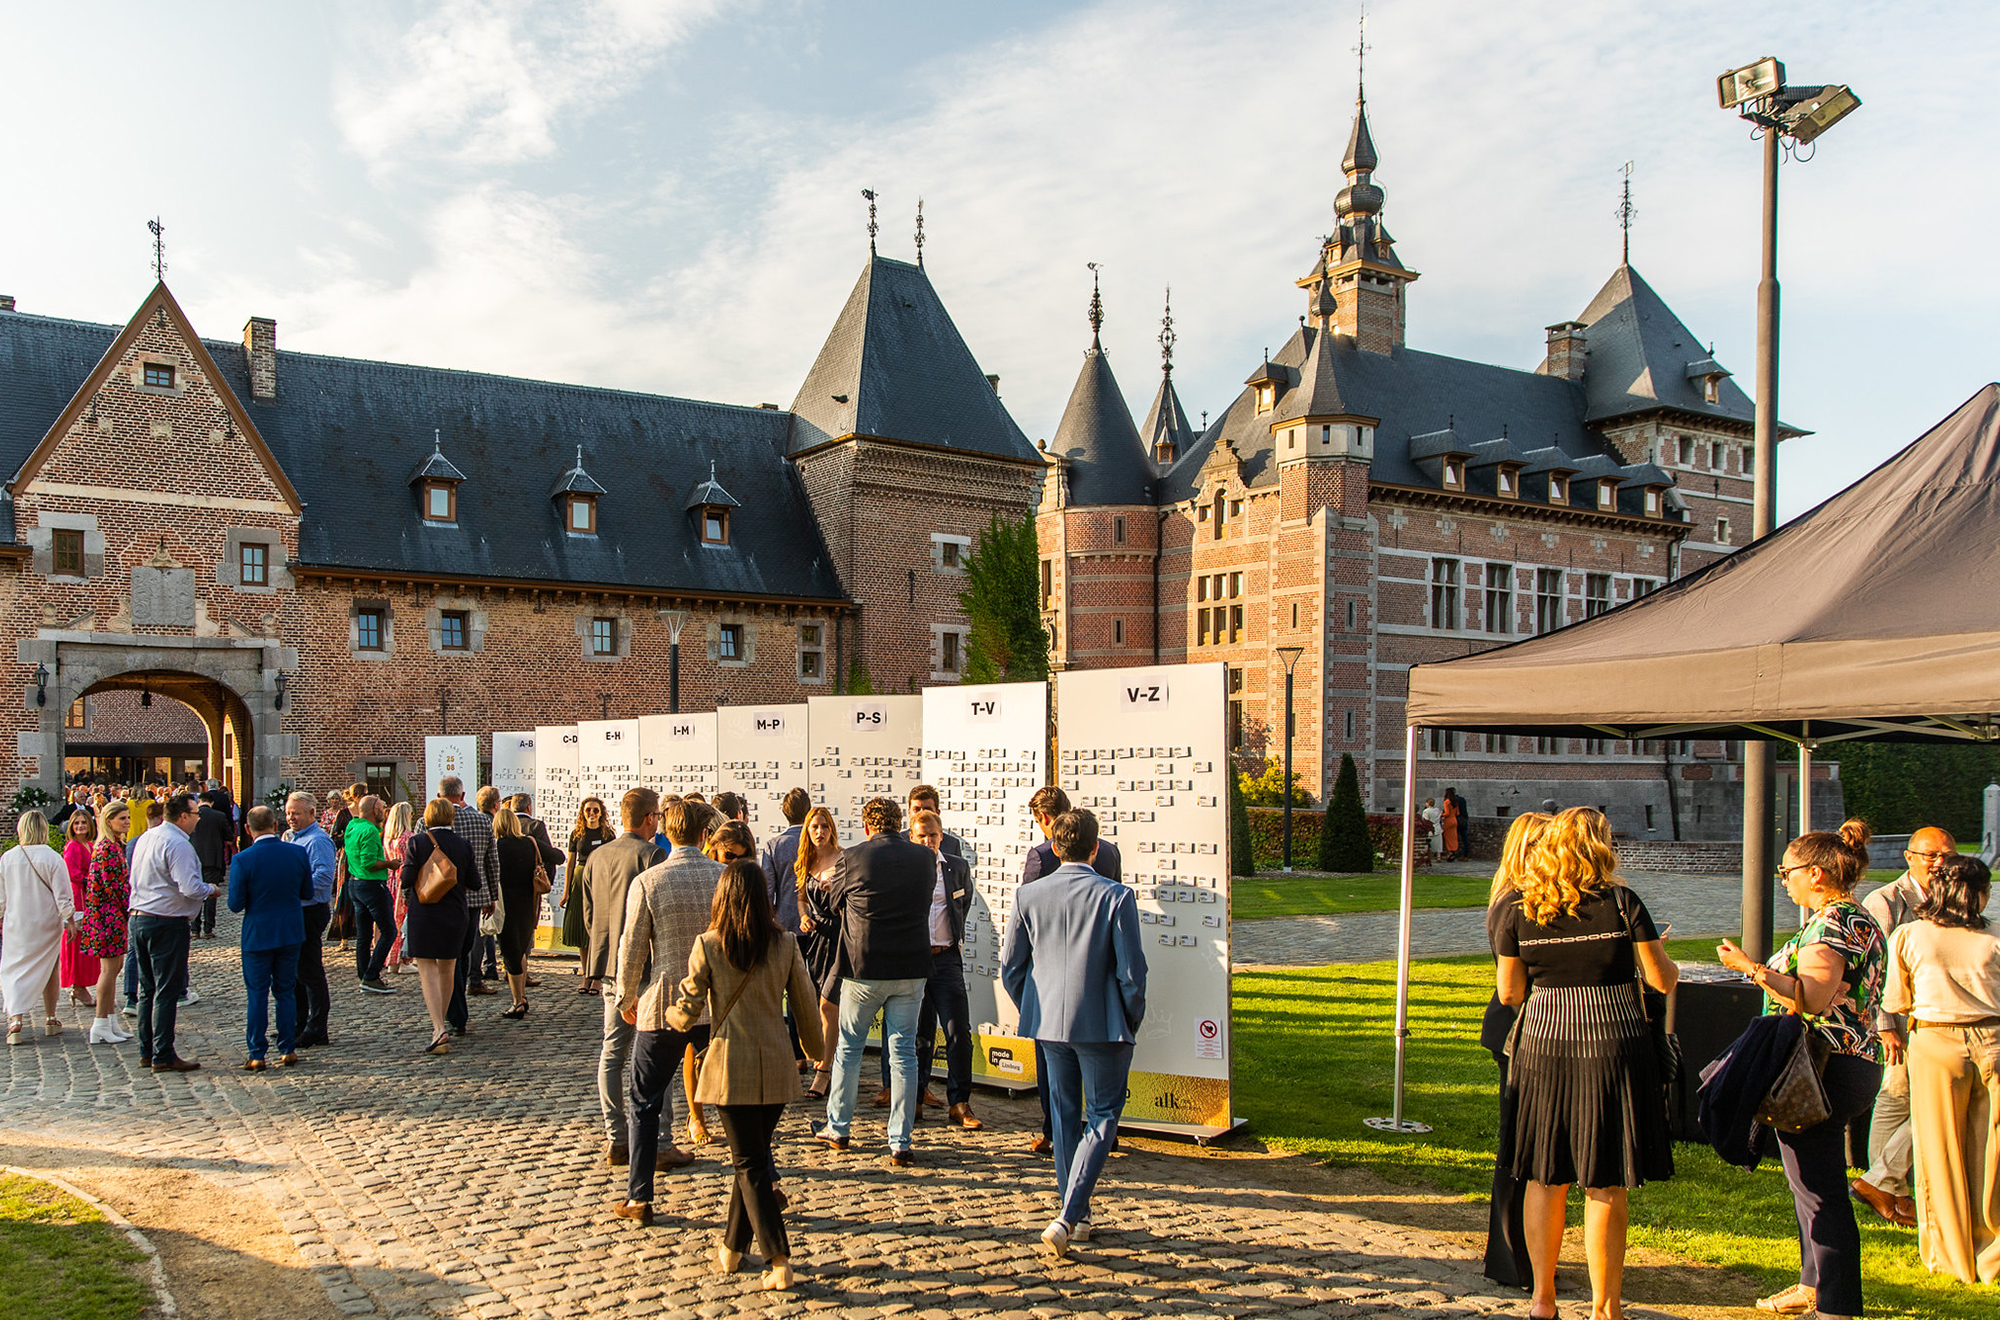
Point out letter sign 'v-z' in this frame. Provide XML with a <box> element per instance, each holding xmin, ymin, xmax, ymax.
<box><xmin>1123</xmin><ymin>684</ymin><xmax>1168</xmax><ymax>705</ymax></box>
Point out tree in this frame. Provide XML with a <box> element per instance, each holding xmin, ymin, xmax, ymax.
<box><xmin>1237</xmin><ymin>756</ymin><xmax>1313</xmax><ymax>809</ymax></box>
<box><xmin>1228</xmin><ymin>766</ymin><xmax>1255</xmax><ymax>878</ymax></box>
<box><xmin>846</xmin><ymin>658</ymin><xmax>875</xmax><ymax>695</ymax></box>
<box><xmin>958</xmin><ymin>512</ymin><xmax>1050</xmax><ymax>683</ymax></box>
<box><xmin>1318</xmin><ymin>753</ymin><xmax>1373</xmax><ymax>873</ymax></box>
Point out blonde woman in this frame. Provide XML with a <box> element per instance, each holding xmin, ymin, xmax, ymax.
<box><xmin>1480</xmin><ymin>810</ymin><xmax>1553</xmax><ymax>1291</ymax></box>
<box><xmin>81</xmin><ymin>800</ymin><xmax>135</xmax><ymax>1043</ymax></box>
<box><xmin>2</xmin><ymin>812</ymin><xmax>74</xmax><ymax>1044</ymax></box>
<box><xmin>1495</xmin><ymin>807</ymin><xmax>1678</xmax><ymax>1320</ymax></box>
<box><xmin>794</xmin><ymin>807</ymin><xmax>843</xmax><ymax>1099</ymax></box>
<box><xmin>491</xmin><ymin>804</ymin><xmax>542</xmax><ymax>1019</ymax></box>
<box><xmin>382</xmin><ymin>802</ymin><xmax>417</xmax><ymax>973</ymax></box>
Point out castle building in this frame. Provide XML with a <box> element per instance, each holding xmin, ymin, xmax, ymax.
<box><xmin>1037</xmin><ymin>88</ymin><xmax>1789</xmax><ymax>838</ymax></box>
<box><xmin>2</xmin><ymin>89</ymin><xmax>1788</xmax><ymax>840</ymax></box>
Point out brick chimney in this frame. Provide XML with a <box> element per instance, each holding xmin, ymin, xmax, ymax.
<box><xmin>0</xmin><ymin>295</ymin><xmax>16</xmax><ymax>312</ymax></box>
<box><xmin>242</xmin><ymin>316</ymin><xmax>277</xmax><ymax>400</ymax></box>
<box><xmin>1544</xmin><ymin>321</ymin><xmax>1588</xmax><ymax>381</ymax></box>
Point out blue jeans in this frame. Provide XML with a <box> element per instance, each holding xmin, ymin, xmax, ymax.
<box><xmin>1041</xmin><ymin>1040</ymin><xmax>1134</xmax><ymax>1228</ymax></box>
<box><xmin>824</xmin><ymin>976</ymin><xmax>924</xmax><ymax>1151</ymax></box>
<box><xmin>130</xmin><ymin>913</ymin><xmax>191</xmax><ymax>1063</ymax></box>
<box><xmin>243</xmin><ymin>943</ymin><xmax>300</xmax><ymax>1059</ymax></box>
<box><xmin>878</xmin><ymin>947</ymin><xmax>975</xmax><ymax>1106</ymax></box>
<box><xmin>348</xmin><ymin>879</ymin><xmax>395</xmax><ymax>980</ymax></box>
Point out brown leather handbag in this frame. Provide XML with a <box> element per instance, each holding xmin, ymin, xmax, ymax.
<box><xmin>416</xmin><ymin>832</ymin><xmax>458</xmax><ymax>905</ymax></box>
<box><xmin>1756</xmin><ymin>1016</ymin><xmax>1833</xmax><ymax>1133</ymax></box>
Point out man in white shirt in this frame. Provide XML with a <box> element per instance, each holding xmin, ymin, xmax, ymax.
<box><xmin>128</xmin><ymin>793</ymin><xmax>219</xmax><ymax>1072</ymax></box>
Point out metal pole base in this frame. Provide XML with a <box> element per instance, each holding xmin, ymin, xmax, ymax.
<box><xmin>1362</xmin><ymin>1116</ymin><xmax>1433</xmax><ymax>1134</ymax></box>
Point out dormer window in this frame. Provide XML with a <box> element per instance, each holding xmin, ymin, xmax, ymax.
<box><xmin>1255</xmin><ymin>385</ymin><xmax>1273</xmax><ymax>413</ymax></box>
<box><xmin>1597</xmin><ymin>480</ymin><xmax>1618</xmax><ymax>510</ymax></box>
<box><xmin>1549</xmin><ymin>475</ymin><xmax>1570</xmax><ymax>504</ymax></box>
<box><xmin>1703</xmin><ymin>377</ymin><xmax>1721</xmax><ymax>404</ymax></box>
<box><xmin>550</xmin><ymin>445</ymin><xmax>606</xmax><ymax>537</ymax></box>
<box><xmin>1644</xmin><ymin>488</ymin><xmax>1662</xmax><ymax>517</ymax></box>
<box><xmin>1244</xmin><ymin>357</ymin><xmax>1284</xmax><ymax>416</ymax></box>
<box><xmin>410</xmin><ymin>431</ymin><xmax>467</xmax><ymax>526</ymax></box>
<box><xmin>423</xmin><ymin>482</ymin><xmax>456</xmax><ymax>523</ymax></box>
<box><xmin>143</xmin><ymin>363</ymin><xmax>175</xmax><ymax>389</ymax></box>
<box><xmin>1443</xmin><ymin>461</ymin><xmax>1464</xmax><ymax>489</ymax></box>
<box><xmin>686</xmin><ymin>460</ymin><xmax>740</xmax><ymax>548</ymax></box>
<box><xmin>1497</xmin><ymin>466</ymin><xmax>1521</xmax><ymax>497</ymax></box>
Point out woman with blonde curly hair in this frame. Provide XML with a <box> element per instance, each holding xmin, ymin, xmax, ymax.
<box><xmin>1480</xmin><ymin>810</ymin><xmax>1553</xmax><ymax>1290</ymax></box>
<box><xmin>1495</xmin><ymin>806</ymin><xmax>1678</xmax><ymax>1320</ymax></box>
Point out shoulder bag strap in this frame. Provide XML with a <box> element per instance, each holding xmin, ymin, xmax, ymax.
<box><xmin>709</xmin><ymin>959</ymin><xmax>754</xmax><ymax>1034</ymax></box>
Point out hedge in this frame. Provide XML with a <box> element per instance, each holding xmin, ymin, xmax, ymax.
<box><xmin>1241</xmin><ymin>808</ymin><xmax>1432</xmax><ymax>872</ymax></box>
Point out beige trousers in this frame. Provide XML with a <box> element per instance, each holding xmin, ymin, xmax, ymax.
<box><xmin>1909</xmin><ymin>1022</ymin><xmax>2000</xmax><ymax>1284</ymax></box>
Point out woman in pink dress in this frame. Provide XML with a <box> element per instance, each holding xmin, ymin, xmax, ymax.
<box><xmin>59</xmin><ymin>811</ymin><xmax>98</xmax><ymax>1006</ymax></box>
<box><xmin>381</xmin><ymin>801</ymin><xmax>417</xmax><ymax>973</ymax></box>
<box><xmin>80</xmin><ymin>801</ymin><xmax>134</xmax><ymax>1044</ymax></box>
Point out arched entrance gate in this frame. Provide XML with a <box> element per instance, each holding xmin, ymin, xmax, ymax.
<box><xmin>21</xmin><ymin>635</ymin><xmax>296</xmax><ymax>805</ymax></box>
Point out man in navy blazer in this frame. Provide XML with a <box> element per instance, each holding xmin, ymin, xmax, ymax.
<box><xmin>1001</xmin><ymin>808</ymin><xmax>1147</xmax><ymax>1259</ymax></box>
<box><xmin>228</xmin><ymin>804</ymin><xmax>315</xmax><ymax>1070</ymax></box>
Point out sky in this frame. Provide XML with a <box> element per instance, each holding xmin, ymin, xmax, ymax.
<box><xmin>4</xmin><ymin>0</ymin><xmax>1996</xmax><ymax>521</ymax></box>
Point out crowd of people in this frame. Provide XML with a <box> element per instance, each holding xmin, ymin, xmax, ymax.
<box><xmin>0</xmin><ymin>773</ymin><xmax>1147</xmax><ymax>1287</ymax></box>
<box><xmin>1477</xmin><ymin>807</ymin><xmax>2000</xmax><ymax>1320</ymax></box>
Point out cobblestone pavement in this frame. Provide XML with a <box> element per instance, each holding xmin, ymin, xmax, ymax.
<box><xmin>1233</xmin><ymin>872</ymin><xmax>1815</xmax><ymax>969</ymax></box>
<box><xmin>3</xmin><ymin>922</ymin><xmax>1562</xmax><ymax>1320</ymax></box>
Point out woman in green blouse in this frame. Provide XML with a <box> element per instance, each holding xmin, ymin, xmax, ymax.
<box><xmin>1719</xmin><ymin>819</ymin><xmax>1884</xmax><ymax>1320</ymax></box>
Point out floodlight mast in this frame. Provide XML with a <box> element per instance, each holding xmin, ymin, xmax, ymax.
<box><xmin>1719</xmin><ymin>58</ymin><xmax>1859</xmax><ymax>962</ymax></box>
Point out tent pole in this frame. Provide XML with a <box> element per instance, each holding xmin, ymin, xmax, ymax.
<box><xmin>1743</xmin><ymin>744</ymin><xmax>1775</xmax><ymax>961</ymax></box>
<box><xmin>1798</xmin><ymin>743</ymin><xmax>1813</xmax><ymax>925</ymax></box>
<box><xmin>1365</xmin><ymin>722</ymin><xmax>1431</xmax><ymax>1134</ymax></box>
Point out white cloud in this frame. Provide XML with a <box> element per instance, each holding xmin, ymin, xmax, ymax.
<box><xmin>335</xmin><ymin>0</ymin><xmax>728</xmax><ymax>170</ymax></box>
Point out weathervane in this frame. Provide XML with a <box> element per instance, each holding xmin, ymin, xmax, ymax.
<box><xmin>861</xmin><ymin>189</ymin><xmax>878</xmax><ymax>255</ymax></box>
<box><xmin>1159</xmin><ymin>287</ymin><xmax>1176</xmax><ymax>377</ymax></box>
<box><xmin>1353</xmin><ymin>2</ymin><xmax>1370</xmax><ymax>98</ymax></box>
<box><xmin>914</xmin><ymin>198</ymin><xmax>925</xmax><ymax>267</ymax></box>
<box><xmin>1086</xmin><ymin>262</ymin><xmax>1104</xmax><ymax>346</ymax></box>
<box><xmin>1616</xmin><ymin>161</ymin><xmax>1637</xmax><ymax>264</ymax></box>
<box><xmin>147</xmin><ymin>217</ymin><xmax>166</xmax><ymax>282</ymax></box>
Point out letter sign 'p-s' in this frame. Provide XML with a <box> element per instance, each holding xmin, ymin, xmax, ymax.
<box><xmin>852</xmin><ymin>702</ymin><xmax>887</xmax><ymax>728</ymax></box>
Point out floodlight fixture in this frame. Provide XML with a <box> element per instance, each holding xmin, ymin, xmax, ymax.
<box><xmin>1718</xmin><ymin>56</ymin><xmax>1784</xmax><ymax>109</ymax></box>
<box><xmin>1779</xmin><ymin>84</ymin><xmax>1863</xmax><ymax>144</ymax></box>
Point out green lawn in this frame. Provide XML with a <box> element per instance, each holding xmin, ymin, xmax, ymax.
<box><xmin>1235</xmin><ymin>871</ymin><xmax>1492</xmax><ymax>920</ymax></box>
<box><xmin>1231</xmin><ymin>939</ymin><xmax>1987</xmax><ymax>1320</ymax></box>
<box><xmin>0</xmin><ymin>1174</ymin><xmax>150</xmax><ymax>1320</ymax></box>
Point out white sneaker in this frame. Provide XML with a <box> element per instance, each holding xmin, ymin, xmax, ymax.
<box><xmin>1071</xmin><ymin>1220</ymin><xmax>1093</xmax><ymax>1243</ymax></box>
<box><xmin>178</xmin><ymin>986</ymin><xmax>200</xmax><ymax>1006</ymax></box>
<box><xmin>120</xmin><ymin>1003</ymin><xmax>137</xmax><ymax>1020</ymax></box>
<box><xmin>1039</xmin><ymin>1219</ymin><xmax>1071</xmax><ymax>1259</ymax></box>
<box><xmin>89</xmin><ymin>1018</ymin><xmax>133</xmax><ymax>1044</ymax></box>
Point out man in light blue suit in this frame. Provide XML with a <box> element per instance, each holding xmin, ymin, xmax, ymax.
<box><xmin>1000</xmin><ymin>808</ymin><xmax>1147</xmax><ymax>1259</ymax></box>
<box><xmin>228</xmin><ymin>804</ymin><xmax>315</xmax><ymax>1070</ymax></box>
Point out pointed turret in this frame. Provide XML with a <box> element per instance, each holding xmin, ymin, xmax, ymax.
<box><xmin>1304</xmin><ymin>72</ymin><xmax>1419</xmax><ymax>354</ymax></box>
<box><xmin>1140</xmin><ymin>289</ymin><xmax>1196</xmax><ymax>468</ymax></box>
<box><xmin>1049</xmin><ymin>279</ymin><xmax>1152</xmax><ymax>506</ymax></box>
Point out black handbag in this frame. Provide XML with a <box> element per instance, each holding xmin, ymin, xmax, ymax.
<box><xmin>1615</xmin><ymin>887</ymin><xmax>1682</xmax><ymax>1083</ymax></box>
<box><xmin>1756</xmin><ymin>1014</ymin><xmax>1833</xmax><ymax>1133</ymax></box>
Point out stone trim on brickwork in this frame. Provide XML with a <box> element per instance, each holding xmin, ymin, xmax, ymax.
<box><xmin>348</xmin><ymin>599</ymin><xmax>396</xmax><ymax>660</ymax></box>
<box><xmin>26</xmin><ymin>510</ymin><xmax>105</xmax><ymax>582</ymax></box>
<box><xmin>928</xmin><ymin>623</ymin><xmax>969</xmax><ymax>683</ymax></box>
<box><xmin>574</xmin><ymin>609</ymin><xmax>632</xmax><ymax>663</ymax></box>
<box><xmin>425</xmin><ymin>599</ymin><xmax>487</xmax><ymax>655</ymax></box>
<box><xmin>708</xmin><ymin>615</ymin><xmax>755</xmax><ymax>668</ymax></box>
<box><xmin>216</xmin><ymin>526</ymin><xmax>295</xmax><ymax>593</ymax></box>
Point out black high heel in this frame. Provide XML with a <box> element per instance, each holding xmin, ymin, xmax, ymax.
<box><xmin>425</xmin><ymin>1031</ymin><xmax>451</xmax><ymax>1055</ymax></box>
<box><xmin>502</xmin><ymin>1002</ymin><xmax>529</xmax><ymax>1020</ymax></box>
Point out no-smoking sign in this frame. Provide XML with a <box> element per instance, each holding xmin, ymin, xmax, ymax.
<box><xmin>1195</xmin><ymin>1017</ymin><xmax>1223</xmax><ymax>1059</ymax></box>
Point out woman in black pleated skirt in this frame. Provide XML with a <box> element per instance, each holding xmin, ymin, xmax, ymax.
<box><xmin>1494</xmin><ymin>807</ymin><xmax>1678</xmax><ymax>1320</ymax></box>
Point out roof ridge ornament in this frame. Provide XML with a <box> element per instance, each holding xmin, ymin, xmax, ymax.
<box><xmin>1616</xmin><ymin>161</ymin><xmax>1636</xmax><ymax>265</ymax></box>
<box><xmin>148</xmin><ymin>216</ymin><xmax>166</xmax><ymax>282</ymax></box>
<box><xmin>914</xmin><ymin>198</ymin><xmax>925</xmax><ymax>267</ymax></box>
<box><xmin>861</xmin><ymin>188</ymin><xmax>878</xmax><ymax>256</ymax></box>
<box><xmin>1159</xmin><ymin>286</ymin><xmax>1176</xmax><ymax>378</ymax></box>
<box><xmin>1086</xmin><ymin>262</ymin><xmax>1104</xmax><ymax>348</ymax></box>
<box><xmin>1354</xmin><ymin>2</ymin><xmax>1370</xmax><ymax>104</ymax></box>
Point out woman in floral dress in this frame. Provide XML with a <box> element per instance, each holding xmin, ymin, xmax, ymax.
<box><xmin>59</xmin><ymin>810</ymin><xmax>98</xmax><ymax>1006</ymax></box>
<box><xmin>381</xmin><ymin>801</ymin><xmax>417</xmax><ymax>973</ymax></box>
<box><xmin>80</xmin><ymin>800</ymin><xmax>134</xmax><ymax>1044</ymax></box>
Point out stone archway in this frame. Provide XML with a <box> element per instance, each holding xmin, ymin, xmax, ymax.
<box><xmin>21</xmin><ymin>634</ymin><xmax>297</xmax><ymax>807</ymax></box>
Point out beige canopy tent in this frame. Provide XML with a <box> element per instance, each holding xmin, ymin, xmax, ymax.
<box><xmin>1366</xmin><ymin>384</ymin><xmax>2000</xmax><ymax>1132</ymax></box>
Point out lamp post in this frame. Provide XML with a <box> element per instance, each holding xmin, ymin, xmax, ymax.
<box><xmin>1276</xmin><ymin>646</ymin><xmax>1304</xmax><ymax>871</ymax></box>
<box><xmin>1717</xmin><ymin>58</ymin><xmax>1859</xmax><ymax>960</ymax></box>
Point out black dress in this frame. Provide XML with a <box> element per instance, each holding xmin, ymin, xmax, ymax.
<box><xmin>398</xmin><ymin>827</ymin><xmax>475</xmax><ymax>960</ymax></box>
<box><xmin>494</xmin><ymin>834</ymin><xmax>541</xmax><ymax>974</ymax></box>
<box><xmin>798</xmin><ymin>867</ymin><xmax>842</xmax><ymax>1001</ymax></box>
<box><xmin>1495</xmin><ymin>885</ymin><xmax>1673</xmax><ymax>1190</ymax></box>
<box><xmin>1482</xmin><ymin>897</ymin><xmax>1532</xmax><ymax>1288</ymax></box>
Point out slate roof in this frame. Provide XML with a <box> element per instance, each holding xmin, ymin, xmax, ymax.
<box><xmin>1138</xmin><ymin>371</ymin><xmax>1197</xmax><ymax>465</ymax></box>
<box><xmin>1163</xmin><ymin>324</ymin><xmax>1624</xmax><ymax>504</ymax></box>
<box><xmin>787</xmin><ymin>256</ymin><xmax>1040</xmax><ymax>463</ymax></box>
<box><xmin>0</xmin><ymin>308</ymin><xmax>846</xmax><ymax>601</ymax></box>
<box><xmin>1566</xmin><ymin>264</ymin><xmax>1761</xmax><ymax>426</ymax></box>
<box><xmin>1050</xmin><ymin>344</ymin><xmax>1153</xmax><ymax>506</ymax></box>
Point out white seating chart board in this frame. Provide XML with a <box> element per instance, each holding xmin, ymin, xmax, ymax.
<box><xmin>921</xmin><ymin>682</ymin><xmax>1046</xmax><ymax>1089</ymax></box>
<box><xmin>1054</xmin><ymin>662</ymin><xmax>1236</xmax><ymax>1138</ymax></box>
<box><xmin>717</xmin><ymin>704</ymin><xmax>808</xmax><ymax>841</ymax></box>
<box><xmin>491</xmin><ymin>731</ymin><xmax>537</xmax><ymax>802</ymax></box>
<box><xmin>805</xmin><ymin>695</ymin><xmax>924</xmax><ymax>843</ymax></box>
<box><xmin>577</xmin><ymin>720</ymin><xmax>643</xmax><ymax>810</ymax></box>
<box><xmin>637</xmin><ymin>713</ymin><xmax>719</xmax><ymax>801</ymax></box>
<box><xmin>533</xmin><ymin>725</ymin><xmax>581</xmax><ymax>949</ymax></box>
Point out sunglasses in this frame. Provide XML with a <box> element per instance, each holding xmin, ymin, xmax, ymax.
<box><xmin>716</xmin><ymin>850</ymin><xmax>749</xmax><ymax>863</ymax></box>
<box><xmin>1775</xmin><ymin>862</ymin><xmax>1815</xmax><ymax>880</ymax></box>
